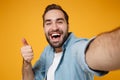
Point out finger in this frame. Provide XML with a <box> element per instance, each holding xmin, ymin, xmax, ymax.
<box><xmin>22</xmin><ymin>38</ymin><xmax>28</xmax><ymax>46</ymax></box>
<box><xmin>21</xmin><ymin>46</ymin><xmax>33</xmax><ymax>53</ymax></box>
<box><xmin>22</xmin><ymin>52</ymin><xmax>34</xmax><ymax>57</ymax></box>
<box><xmin>24</xmin><ymin>56</ymin><xmax>33</xmax><ymax>62</ymax></box>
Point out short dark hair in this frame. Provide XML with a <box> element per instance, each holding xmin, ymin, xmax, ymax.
<box><xmin>42</xmin><ymin>4</ymin><xmax>69</xmax><ymax>25</ymax></box>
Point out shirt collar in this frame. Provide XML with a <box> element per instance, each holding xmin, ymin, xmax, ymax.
<box><xmin>62</xmin><ymin>32</ymin><xmax>77</xmax><ymax>50</ymax></box>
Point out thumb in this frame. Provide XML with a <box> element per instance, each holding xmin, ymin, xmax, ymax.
<box><xmin>22</xmin><ymin>38</ymin><xmax>29</xmax><ymax>46</ymax></box>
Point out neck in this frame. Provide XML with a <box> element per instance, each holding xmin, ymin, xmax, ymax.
<box><xmin>55</xmin><ymin>47</ymin><xmax>62</xmax><ymax>53</ymax></box>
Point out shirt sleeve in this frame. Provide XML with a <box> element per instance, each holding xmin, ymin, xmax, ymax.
<box><xmin>76</xmin><ymin>37</ymin><xmax>108</xmax><ymax>76</ymax></box>
<box><xmin>32</xmin><ymin>48</ymin><xmax>46</xmax><ymax>80</ymax></box>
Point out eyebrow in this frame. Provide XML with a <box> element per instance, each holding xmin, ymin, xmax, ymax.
<box><xmin>44</xmin><ymin>18</ymin><xmax>64</xmax><ymax>23</ymax></box>
<box><xmin>44</xmin><ymin>19</ymin><xmax>51</xmax><ymax>23</ymax></box>
<box><xmin>56</xmin><ymin>18</ymin><xmax>64</xmax><ymax>21</ymax></box>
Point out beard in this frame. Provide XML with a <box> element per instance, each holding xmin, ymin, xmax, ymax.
<box><xmin>45</xmin><ymin>29</ymin><xmax>68</xmax><ymax>48</ymax></box>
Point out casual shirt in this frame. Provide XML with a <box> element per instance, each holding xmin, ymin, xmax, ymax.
<box><xmin>33</xmin><ymin>32</ymin><xmax>108</xmax><ymax>80</ymax></box>
<box><xmin>47</xmin><ymin>52</ymin><xmax>63</xmax><ymax>80</ymax></box>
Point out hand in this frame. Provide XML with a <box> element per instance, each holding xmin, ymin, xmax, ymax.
<box><xmin>21</xmin><ymin>38</ymin><xmax>34</xmax><ymax>63</ymax></box>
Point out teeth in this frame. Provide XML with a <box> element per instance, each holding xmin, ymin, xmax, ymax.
<box><xmin>51</xmin><ymin>33</ymin><xmax>60</xmax><ymax>39</ymax></box>
<box><xmin>52</xmin><ymin>34</ymin><xmax>60</xmax><ymax>37</ymax></box>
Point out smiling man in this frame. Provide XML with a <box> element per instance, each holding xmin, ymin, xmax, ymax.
<box><xmin>44</xmin><ymin>9</ymin><xmax>69</xmax><ymax>51</ymax></box>
<box><xmin>21</xmin><ymin>4</ymin><xmax>120</xmax><ymax>80</ymax></box>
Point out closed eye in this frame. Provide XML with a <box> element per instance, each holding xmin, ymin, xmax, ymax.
<box><xmin>45</xmin><ymin>22</ymin><xmax>51</xmax><ymax>25</ymax></box>
<box><xmin>44</xmin><ymin>19</ymin><xmax>52</xmax><ymax>26</ymax></box>
<box><xmin>57</xmin><ymin>21</ymin><xmax>63</xmax><ymax>24</ymax></box>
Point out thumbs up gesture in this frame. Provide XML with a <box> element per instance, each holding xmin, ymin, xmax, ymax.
<box><xmin>21</xmin><ymin>38</ymin><xmax>34</xmax><ymax>63</ymax></box>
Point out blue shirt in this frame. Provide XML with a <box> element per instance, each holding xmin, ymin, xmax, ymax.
<box><xmin>33</xmin><ymin>33</ymin><xmax>107</xmax><ymax>80</ymax></box>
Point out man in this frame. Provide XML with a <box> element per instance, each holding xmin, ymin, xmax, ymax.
<box><xmin>21</xmin><ymin>4</ymin><xmax>120</xmax><ymax>80</ymax></box>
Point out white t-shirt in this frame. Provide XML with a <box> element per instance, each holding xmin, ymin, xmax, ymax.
<box><xmin>47</xmin><ymin>52</ymin><xmax>63</xmax><ymax>80</ymax></box>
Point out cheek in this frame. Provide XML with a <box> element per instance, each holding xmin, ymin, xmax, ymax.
<box><xmin>62</xmin><ymin>25</ymin><xmax>68</xmax><ymax>32</ymax></box>
<box><xmin>44</xmin><ymin>27</ymin><xmax>48</xmax><ymax>32</ymax></box>
<box><xmin>44</xmin><ymin>28</ymin><xmax>48</xmax><ymax>35</ymax></box>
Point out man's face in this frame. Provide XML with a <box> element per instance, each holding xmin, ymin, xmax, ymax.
<box><xmin>43</xmin><ymin>9</ymin><xmax>69</xmax><ymax>48</ymax></box>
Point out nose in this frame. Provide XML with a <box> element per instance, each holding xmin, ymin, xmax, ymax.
<box><xmin>52</xmin><ymin>23</ymin><xmax>59</xmax><ymax>31</ymax></box>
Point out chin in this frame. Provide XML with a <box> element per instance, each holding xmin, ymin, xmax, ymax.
<box><xmin>50</xmin><ymin>43</ymin><xmax>63</xmax><ymax>48</ymax></box>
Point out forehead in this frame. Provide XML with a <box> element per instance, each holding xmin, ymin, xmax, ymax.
<box><xmin>44</xmin><ymin>9</ymin><xmax>65</xmax><ymax>20</ymax></box>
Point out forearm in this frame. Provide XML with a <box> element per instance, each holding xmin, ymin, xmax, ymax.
<box><xmin>86</xmin><ymin>27</ymin><xmax>120</xmax><ymax>71</ymax></box>
<box><xmin>22</xmin><ymin>60</ymin><xmax>34</xmax><ymax>80</ymax></box>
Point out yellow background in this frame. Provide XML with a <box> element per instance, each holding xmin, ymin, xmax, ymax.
<box><xmin>0</xmin><ymin>0</ymin><xmax>120</xmax><ymax>80</ymax></box>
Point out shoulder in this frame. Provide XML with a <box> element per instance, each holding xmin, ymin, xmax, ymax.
<box><xmin>69</xmin><ymin>37</ymin><xmax>95</xmax><ymax>55</ymax></box>
<box><xmin>42</xmin><ymin>45</ymin><xmax>52</xmax><ymax>52</ymax></box>
<box><xmin>71</xmin><ymin>38</ymin><xmax>89</xmax><ymax>49</ymax></box>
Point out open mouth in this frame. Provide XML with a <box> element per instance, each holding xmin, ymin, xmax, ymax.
<box><xmin>50</xmin><ymin>33</ymin><xmax>61</xmax><ymax>41</ymax></box>
<box><xmin>52</xmin><ymin>33</ymin><xmax>60</xmax><ymax>38</ymax></box>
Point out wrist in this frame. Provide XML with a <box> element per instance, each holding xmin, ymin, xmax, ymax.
<box><xmin>23</xmin><ymin>59</ymin><xmax>32</xmax><ymax>68</ymax></box>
